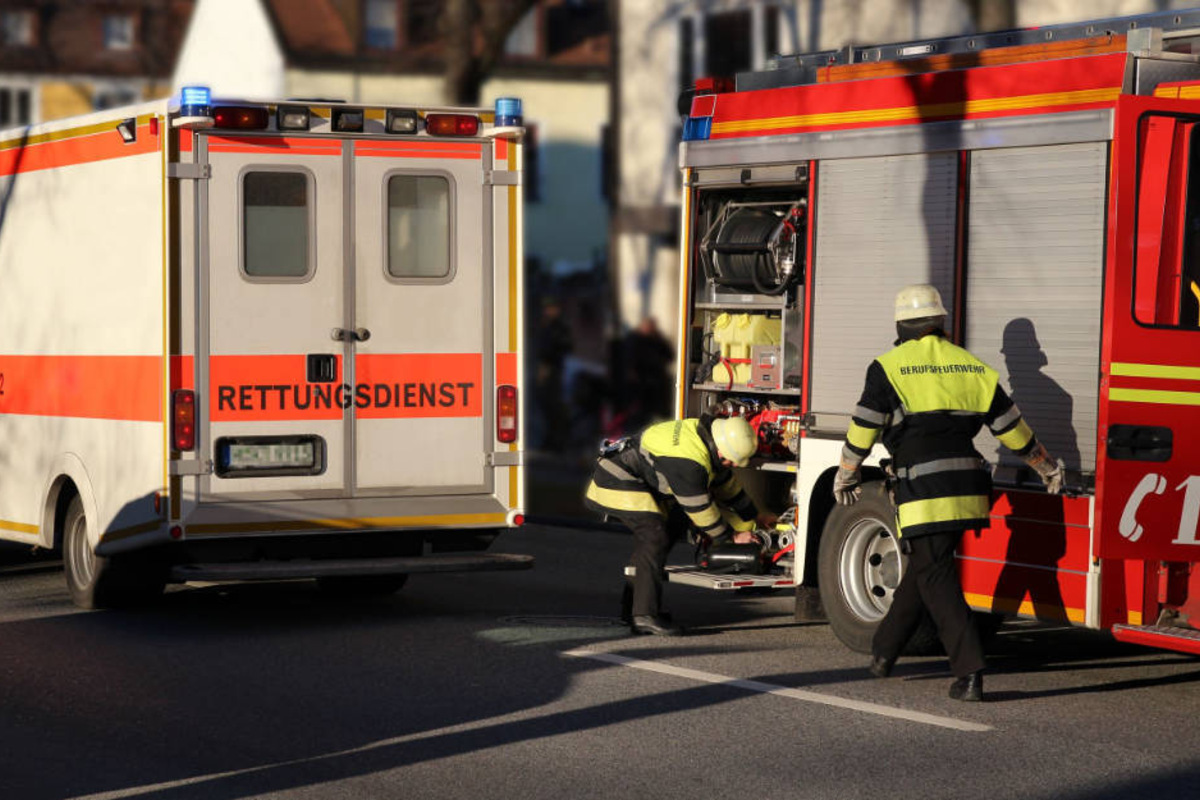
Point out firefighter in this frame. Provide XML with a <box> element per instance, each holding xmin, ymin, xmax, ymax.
<box><xmin>835</xmin><ymin>285</ymin><xmax>1064</xmax><ymax>701</ymax></box>
<box><xmin>585</xmin><ymin>415</ymin><xmax>775</xmax><ymax>636</ymax></box>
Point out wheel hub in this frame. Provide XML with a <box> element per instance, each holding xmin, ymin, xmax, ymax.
<box><xmin>838</xmin><ymin>519</ymin><xmax>903</xmax><ymax>622</ymax></box>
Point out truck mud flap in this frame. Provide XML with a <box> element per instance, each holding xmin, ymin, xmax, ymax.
<box><xmin>169</xmin><ymin>553</ymin><xmax>533</xmax><ymax>582</ymax></box>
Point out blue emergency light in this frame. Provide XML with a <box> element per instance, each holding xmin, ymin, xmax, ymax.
<box><xmin>494</xmin><ymin>97</ymin><xmax>523</xmax><ymax>127</ymax></box>
<box><xmin>179</xmin><ymin>85</ymin><xmax>212</xmax><ymax>118</ymax></box>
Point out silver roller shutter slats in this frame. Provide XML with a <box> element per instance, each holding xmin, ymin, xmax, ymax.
<box><xmin>966</xmin><ymin>142</ymin><xmax>1106</xmax><ymax>475</ymax></box>
<box><xmin>811</xmin><ymin>153</ymin><xmax>959</xmax><ymax>418</ymax></box>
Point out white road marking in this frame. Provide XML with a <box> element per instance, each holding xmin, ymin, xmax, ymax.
<box><xmin>563</xmin><ymin>648</ymin><xmax>993</xmax><ymax>732</ymax></box>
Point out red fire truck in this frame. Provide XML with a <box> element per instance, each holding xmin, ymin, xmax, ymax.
<box><xmin>672</xmin><ymin>10</ymin><xmax>1200</xmax><ymax>655</ymax></box>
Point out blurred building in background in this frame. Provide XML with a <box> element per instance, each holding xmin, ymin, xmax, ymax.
<box><xmin>0</xmin><ymin>0</ymin><xmax>194</xmax><ymax>127</ymax></box>
<box><xmin>612</xmin><ymin>0</ymin><xmax>1200</xmax><ymax>348</ymax></box>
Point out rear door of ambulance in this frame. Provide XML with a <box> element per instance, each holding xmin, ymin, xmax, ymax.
<box><xmin>195</xmin><ymin>127</ymin><xmax>492</xmax><ymax>504</ymax></box>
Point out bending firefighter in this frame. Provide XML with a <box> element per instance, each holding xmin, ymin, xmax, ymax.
<box><xmin>585</xmin><ymin>415</ymin><xmax>775</xmax><ymax>636</ymax></box>
<box><xmin>836</xmin><ymin>285</ymin><xmax>1064</xmax><ymax>701</ymax></box>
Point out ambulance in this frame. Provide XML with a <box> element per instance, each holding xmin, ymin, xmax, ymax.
<box><xmin>673</xmin><ymin>9</ymin><xmax>1200</xmax><ymax>655</ymax></box>
<box><xmin>0</xmin><ymin>88</ymin><xmax>530</xmax><ymax>608</ymax></box>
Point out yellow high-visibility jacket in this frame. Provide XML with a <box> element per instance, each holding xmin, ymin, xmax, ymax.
<box><xmin>585</xmin><ymin>417</ymin><xmax>758</xmax><ymax>539</ymax></box>
<box><xmin>842</xmin><ymin>334</ymin><xmax>1039</xmax><ymax>538</ymax></box>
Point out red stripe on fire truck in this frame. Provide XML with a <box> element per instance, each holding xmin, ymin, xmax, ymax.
<box><xmin>708</xmin><ymin>51</ymin><xmax>1127</xmax><ymax>139</ymax></box>
<box><xmin>207</xmin><ymin>353</ymin><xmax>483</xmax><ymax>421</ymax></box>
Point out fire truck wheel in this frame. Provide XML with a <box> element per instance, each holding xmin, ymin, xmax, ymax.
<box><xmin>817</xmin><ymin>481</ymin><xmax>939</xmax><ymax>655</ymax></box>
<box><xmin>315</xmin><ymin>574</ymin><xmax>408</xmax><ymax>597</ymax></box>
<box><xmin>62</xmin><ymin>495</ymin><xmax>165</xmax><ymax>609</ymax></box>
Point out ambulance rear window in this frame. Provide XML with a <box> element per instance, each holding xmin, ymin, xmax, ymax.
<box><xmin>386</xmin><ymin>174</ymin><xmax>452</xmax><ymax>280</ymax></box>
<box><xmin>243</xmin><ymin>171</ymin><xmax>311</xmax><ymax>279</ymax></box>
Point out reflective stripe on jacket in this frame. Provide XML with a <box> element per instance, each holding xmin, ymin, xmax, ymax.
<box><xmin>842</xmin><ymin>334</ymin><xmax>1039</xmax><ymax>538</ymax></box>
<box><xmin>584</xmin><ymin>417</ymin><xmax>757</xmax><ymax>538</ymax></box>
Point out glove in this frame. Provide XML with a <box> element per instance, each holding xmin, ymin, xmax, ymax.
<box><xmin>756</xmin><ymin>511</ymin><xmax>779</xmax><ymax>529</ymax></box>
<box><xmin>833</xmin><ymin>466</ymin><xmax>861</xmax><ymax>505</ymax></box>
<box><xmin>1034</xmin><ymin>458</ymin><xmax>1065</xmax><ymax>494</ymax></box>
<box><xmin>1024</xmin><ymin>443</ymin><xmax>1064</xmax><ymax>494</ymax></box>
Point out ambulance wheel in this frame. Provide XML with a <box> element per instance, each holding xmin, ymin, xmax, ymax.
<box><xmin>316</xmin><ymin>574</ymin><xmax>408</xmax><ymax>597</ymax></box>
<box><xmin>62</xmin><ymin>496</ymin><xmax>165</xmax><ymax>609</ymax></box>
<box><xmin>817</xmin><ymin>481</ymin><xmax>939</xmax><ymax>655</ymax></box>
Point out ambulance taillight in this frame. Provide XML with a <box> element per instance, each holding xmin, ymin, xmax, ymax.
<box><xmin>426</xmin><ymin>114</ymin><xmax>479</xmax><ymax>137</ymax></box>
<box><xmin>497</xmin><ymin>385</ymin><xmax>518</xmax><ymax>443</ymax></box>
<box><xmin>212</xmin><ymin>106</ymin><xmax>270</xmax><ymax>129</ymax></box>
<box><xmin>172</xmin><ymin>390</ymin><xmax>196</xmax><ymax>451</ymax></box>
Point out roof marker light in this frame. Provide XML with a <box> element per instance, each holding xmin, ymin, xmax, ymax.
<box><xmin>333</xmin><ymin>108</ymin><xmax>364</xmax><ymax>132</ymax></box>
<box><xmin>277</xmin><ymin>105</ymin><xmax>310</xmax><ymax>131</ymax></box>
<box><xmin>387</xmin><ymin>109</ymin><xmax>418</xmax><ymax>134</ymax></box>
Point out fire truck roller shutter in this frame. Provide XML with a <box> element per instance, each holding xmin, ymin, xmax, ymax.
<box><xmin>965</xmin><ymin>142</ymin><xmax>1106</xmax><ymax>477</ymax></box>
<box><xmin>810</xmin><ymin>153</ymin><xmax>958</xmax><ymax>418</ymax></box>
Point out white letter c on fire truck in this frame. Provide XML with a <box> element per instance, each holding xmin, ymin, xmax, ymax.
<box><xmin>1119</xmin><ymin>473</ymin><xmax>1167</xmax><ymax>543</ymax></box>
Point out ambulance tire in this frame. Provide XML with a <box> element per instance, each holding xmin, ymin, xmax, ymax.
<box><xmin>316</xmin><ymin>574</ymin><xmax>408</xmax><ymax>597</ymax></box>
<box><xmin>817</xmin><ymin>481</ymin><xmax>939</xmax><ymax>656</ymax></box>
<box><xmin>62</xmin><ymin>495</ymin><xmax>166</xmax><ymax>610</ymax></box>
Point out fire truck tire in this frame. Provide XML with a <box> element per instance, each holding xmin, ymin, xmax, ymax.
<box><xmin>316</xmin><ymin>574</ymin><xmax>408</xmax><ymax>597</ymax></box>
<box><xmin>62</xmin><ymin>495</ymin><xmax>165</xmax><ymax>610</ymax></box>
<box><xmin>817</xmin><ymin>481</ymin><xmax>939</xmax><ymax>655</ymax></box>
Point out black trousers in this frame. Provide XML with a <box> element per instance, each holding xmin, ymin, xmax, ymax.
<box><xmin>872</xmin><ymin>530</ymin><xmax>986</xmax><ymax>678</ymax></box>
<box><xmin>622</xmin><ymin>508</ymin><xmax>689</xmax><ymax>617</ymax></box>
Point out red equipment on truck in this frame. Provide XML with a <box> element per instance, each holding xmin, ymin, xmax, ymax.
<box><xmin>672</xmin><ymin>9</ymin><xmax>1200</xmax><ymax>655</ymax></box>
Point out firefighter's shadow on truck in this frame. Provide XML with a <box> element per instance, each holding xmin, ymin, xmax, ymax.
<box><xmin>987</xmin><ymin>318</ymin><xmax>1079</xmax><ymax>625</ymax></box>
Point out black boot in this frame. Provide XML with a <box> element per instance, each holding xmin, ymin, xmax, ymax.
<box><xmin>868</xmin><ymin>655</ymin><xmax>895</xmax><ymax>679</ymax></box>
<box><xmin>619</xmin><ymin>583</ymin><xmax>633</xmax><ymax>624</ymax></box>
<box><xmin>631</xmin><ymin>614</ymin><xmax>684</xmax><ymax>636</ymax></box>
<box><xmin>949</xmin><ymin>671</ymin><xmax>983</xmax><ymax>701</ymax></box>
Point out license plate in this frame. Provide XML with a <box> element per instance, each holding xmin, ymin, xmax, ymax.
<box><xmin>215</xmin><ymin>436</ymin><xmax>324</xmax><ymax>477</ymax></box>
<box><xmin>227</xmin><ymin>442</ymin><xmax>314</xmax><ymax>470</ymax></box>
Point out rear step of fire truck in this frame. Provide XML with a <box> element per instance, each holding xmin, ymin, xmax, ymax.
<box><xmin>666</xmin><ymin>566</ymin><xmax>795</xmax><ymax>591</ymax></box>
<box><xmin>1111</xmin><ymin>624</ymin><xmax>1200</xmax><ymax>656</ymax></box>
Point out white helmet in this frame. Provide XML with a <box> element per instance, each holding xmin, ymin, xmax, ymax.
<box><xmin>711</xmin><ymin>416</ymin><xmax>757</xmax><ymax>467</ymax></box>
<box><xmin>894</xmin><ymin>284</ymin><xmax>948</xmax><ymax>322</ymax></box>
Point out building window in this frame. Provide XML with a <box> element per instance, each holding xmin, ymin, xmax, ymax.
<box><xmin>1</xmin><ymin>10</ymin><xmax>34</xmax><ymax>46</ymax></box>
<box><xmin>406</xmin><ymin>0</ymin><xmax>441</xmax><ymax>44</ymax></box>
<box><xmin>524</xmin><ymin>123</ymin><xmax>541</xmax><ymax>204</ymax></box>
<box><xmin>365</xmin><ymin>0</ymin><xmax>397</xmax><ymax>49</ymax></box>
<box><xmin>243</xmin><ymin>171</ymin><xmax>313</xmax><ymax>280</ymax></box>
<box><xmin>386</xmin><ymin>174</ymin><xmax>452</xmax><ymax>280</ymax></box>
<box><xmin>704</xmin><ymin>9</ymin><xmax>752</xmax><ymax>78</ymax></box>
<box><xmin>103</xmin><ymin>14</ymin><xmax>135</xmax><ymax>50</ymax></box>
<box><xmin>764</xmin><ymin>5</ymin><xmax>780</xmax><ymax>58</ymax></box>
<box><xmin>0</xmin><ymin>87</ymin><xmax>33</xmax><ymax>127</ymax></box>
<box><xmin>93</xmin><ymin>86</ymin><xmax>140</xmax><ymax>111</ymax></box>
<box><xmin>504</xmin><ymin>8</ymin><xmax>538</xmax><ymax>57</ymax></box>
<box><xmin>678</xmin><ymin>17</ymin><xmax>694</xmax><ymax>97</ymax></box>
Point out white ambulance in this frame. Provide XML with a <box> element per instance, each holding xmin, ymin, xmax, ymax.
<box><xmin>0</xmin><ymin>88</ymin><xmax>530</xmax><ymax>608</ymax></box>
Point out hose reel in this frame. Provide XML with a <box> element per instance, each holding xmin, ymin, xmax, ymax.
<box><xmin>700</xmin><ymin>200</ymin><xmax>806</xmax><ymax>296</ymax></box>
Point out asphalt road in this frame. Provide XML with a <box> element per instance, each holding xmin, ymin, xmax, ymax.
<box><xmin>1</xmin><ymin>525</ymin><xmax>1199</xmax><ymax>800</ymax></box>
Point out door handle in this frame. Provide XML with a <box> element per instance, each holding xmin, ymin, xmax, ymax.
<box><xmin>330</xmin><ymin>328</ymin><xmax>370</xmax><ymax>342</ymax></box>
<box><xmin>1107</xmin><ymin>425</ymin><xmax>1173</xmax><ymax>462</ymax></box>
